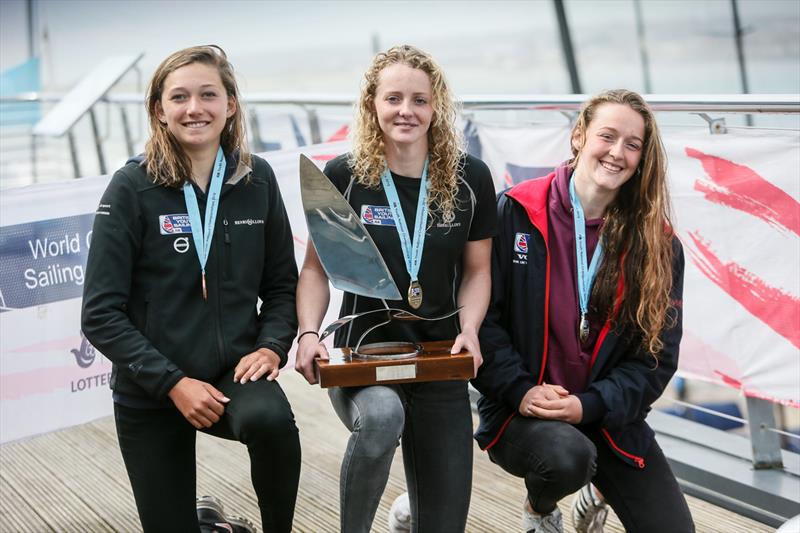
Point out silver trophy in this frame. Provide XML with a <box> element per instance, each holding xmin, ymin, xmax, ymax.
<box><xmin>299</xmin><ymin>154</ymin><xmax>472</xmax><ymax>386</ymax></box>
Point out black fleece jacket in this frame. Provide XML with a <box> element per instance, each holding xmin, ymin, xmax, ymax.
<box><xmin>81</xmin><ymin>154</ymin><xmax>298</xmax><ymax>402</ymax></box>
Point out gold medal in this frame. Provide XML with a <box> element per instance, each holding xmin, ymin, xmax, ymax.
<box><xmin>408</xmin><ymin>280</ymin><xmax>423</xmax><ymax>309</ymax></box>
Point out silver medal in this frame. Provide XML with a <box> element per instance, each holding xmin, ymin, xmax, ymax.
<box><xmin>579</xmin><ymin>313</ymin><xmax>589</xmax><ymax>342</ymax></box>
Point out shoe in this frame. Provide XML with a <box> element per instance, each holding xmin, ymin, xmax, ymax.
<box><xmin>388</xmin><ymin>492</ymin><xmax>411</xmax><ymax>533</ymax></box>
<box><xmin>571</xmin><ymin>484</ymin><xmax>608</xmax><ymax>533</ymax></box>
<box><xmin>196</xmin><ymin>495</ymin><xmax>256</xmax><ymax>533</ymax></box>
<box><xmin>522</xmin><ymin>503</ymin><xmax>562</xmax><ymax>533</ymax></box>
<box><xmin>226</xmin><ymin>515</ymin><xmax>257</xmax><ymax>533</ymax></box>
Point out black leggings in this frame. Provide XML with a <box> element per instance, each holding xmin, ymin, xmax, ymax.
<box><xmin>114</xmin><ymin>369</ymin><xmax>301</xmax><ymax>533</ymax></box>
<box><xmin>487</xmin><ymin>416</ymin><xmax>695</xmax><ymax>533</ymax></box>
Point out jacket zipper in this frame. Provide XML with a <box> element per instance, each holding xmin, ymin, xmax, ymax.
<box><xmin>222</xmin><ymin>218</ymin><xmax>231</xmax><ymax>279</ymax></box>
<box><xmin>529</xmin><ymin>217</ymin><xmax>550</xmax><ymax>385</ymax></box>
<box><xmin>601</xmin><ymin>428</ymin><xmax>645</xmax><ymax>468</ymax></box>
<box><xmin>214</xmin><ymin>217</ymin><xmax>227</xmax><ymax>369</ymax></box>
<box><xmin>484</xmin><ymin>413</ymin><xmax>516</xmax><ymax>451</ymax></box>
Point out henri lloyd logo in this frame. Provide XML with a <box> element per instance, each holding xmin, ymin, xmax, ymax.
<box><xmin>513</xmin><ymin>232</ymin><xmax>529</xmax><ymax>265</ymax></box>
<box><xmin>159</xmin><ymin>214</ymin><xmax>192</xmax><ymax>235</ymax></box>
<box><xmin>234</xmin><ymin>218</ymin><xmax>264</xmax><ymax>226</ymax></box>
<box><xmin>436</xmin><ymin>209</ymin><xmax>461</xmax><ymax>229</ymax></box>
<box><xmin>360</xmin><ymin>205</ymin><xmax>396</xmax><ymax>226</ymax></box>
<box><xmin>70</xmin><ymin>331</ymin><xmax>111</xmax><ymax>393</ymax></box>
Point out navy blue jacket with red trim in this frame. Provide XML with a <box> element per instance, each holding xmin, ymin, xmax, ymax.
<box><xmin>471</xmin><ymin>169</ymin><xmax>685</xmax><ymax>468</ymax></box>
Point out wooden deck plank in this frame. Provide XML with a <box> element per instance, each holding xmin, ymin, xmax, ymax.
<box><xmin>0</xmin><ymin>371</ymin><xmax>776</xmax><ymax>532</ymax></box>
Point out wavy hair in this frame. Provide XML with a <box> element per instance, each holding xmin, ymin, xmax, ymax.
<box><xmin>144</xmin><ymin>45</ymin><xmax>250</xmax><ymax>187</ymax></box>
<box><xmin>570</xmin><ymin>89</ymin><xmax>674</xmax><ymax>358</ymax></box>
<box><xmin>350</xmin><ymin>44</ymin><xmax>463</xmax><ymax>222</ymax></box>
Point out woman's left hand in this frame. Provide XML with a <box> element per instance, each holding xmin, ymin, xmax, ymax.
<box><xmin>451</xmin><ymin>329</ymin><xmax>483</xmax><ymax>378</ymax></box>
<box><xmin>529</xmin><ymin>394</ymin><xmax>583</xmax><ymax>424</ymax></box>
<box><xmin>234</xmin><ymin>347</ymin><xmax>281</xmax><ymax>384</ymax></box>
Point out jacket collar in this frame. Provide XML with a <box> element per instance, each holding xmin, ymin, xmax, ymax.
<box><xmin>505</xmin><ymin>169</ymin><xmax>559</xmax><ymax>243</ymax></box>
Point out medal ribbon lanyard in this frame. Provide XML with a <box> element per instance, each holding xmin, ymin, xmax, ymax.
<box><xmin>381</xmin><ymin>159</ymin><xmax>429</xmax><ymax>306</ymax></box>
<box><xmin>569</xmin><ymin>176</ymin><xmax>603</xmax><ymax>340</ymax></box>
<box><xmin>183</xmin><ymin>147</ymin><xmax>226</xmax><ymax>300</ymax></box>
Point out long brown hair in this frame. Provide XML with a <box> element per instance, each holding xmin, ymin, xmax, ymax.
<box><xmin>351</xmin><ymin>44</ymin><xmax>463</xmax><ymax>223</ymax></box>
<box><xmin>144</xmin><ymin>45</ymin><xmax>250</xmax><ymax>187</ymax></box>
<box><xmin>571</xmin><ymin>90</ymin><xmax>674</xmax><ymax>357</ymax></box>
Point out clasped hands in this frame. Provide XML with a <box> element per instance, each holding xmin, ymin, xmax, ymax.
<box><xmin>168</xmin><ymin>347</ymin><xmax>281</xmax><ymax>429</ymax></box>
<box><xmin>518</xmin><ymin>383</ymin><xmax>583</xmax><ymax>424</ymax></box>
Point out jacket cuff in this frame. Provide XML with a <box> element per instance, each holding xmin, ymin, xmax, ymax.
<box><xmin>256</xmin><ymin>340</ymin><xmax>288</xmax><ymax>368</ymax></box>
<box><xmin>577</xmin><ymin>390</ymin><xmax>607</xmax><ymax>425</ymax></box>
<box><xmin>506</xmin><ymin>378</ymin><xmax>537</xmax><ymax>413</ymax></box>
<box><xmin>155</xmin><ymin>367</ymin><xmax>186</xmax><ymax>401</ymax></box>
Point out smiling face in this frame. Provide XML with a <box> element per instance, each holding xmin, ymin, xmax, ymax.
<box><xmin>156</xmin><ymin>62</ymin><xmax>235</xmax><ymax>155</ymax></box>
<box><xmin>373</xmin><ymin>63</ymin><xmax>434</xmax><ymax>152</ymax></box>
<box><xmin>572</xmin><ymin>102</ymin><xmax>646</xmax><ymax>199</ymax></box>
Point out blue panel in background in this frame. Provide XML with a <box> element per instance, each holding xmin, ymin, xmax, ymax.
<box><xmin>0</xmin><ymin>213</ymin><xmax>95</xmax><ymax>310</ymax></box>
<box><xmin>0</xmin><ymin>57</ymin><xmax>41</xmax><ymax>127</ymax></box>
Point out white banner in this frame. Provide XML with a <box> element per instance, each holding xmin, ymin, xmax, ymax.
<box><xmin>2</xmin><ymin>122</ymin><xmax>798</xmax><ymax>444</ymax></box>
<box><xmin>472</xmin><ymin>120</ymin><xmax>800</xmax><ymax>407</ymax></box>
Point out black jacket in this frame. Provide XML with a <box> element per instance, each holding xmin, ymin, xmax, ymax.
<box><xmin>472</xmin><ymin>170</ymin><xmax>684</xmax><ymax>468</ymax></box>
<box><xmin>81</xmin><ymin>154</ymin><xmax>298</xmax><ymax>402</ymax></box>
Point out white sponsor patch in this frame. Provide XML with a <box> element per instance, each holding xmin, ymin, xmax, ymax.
<box><xmin>360</xmin><ymin>205</ymin><xmax>396</xmax><ymax>226</ymax></box>
<box><xmin>159</xmin><ymin>214</ymin><xmax>192</xmax><ymax>235</ymax></box>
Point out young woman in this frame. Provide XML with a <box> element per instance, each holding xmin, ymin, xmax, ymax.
<box><xmin>81</xmin><ymin>45</ymin><xmax>301</xmax><ymax>533</ymax></box>
<box><xmin>295</xmin><ymin>45</ymin><xmax>496</xmax><ymax>532</ymax></box>
<box><xmin>472</xmin><ymin>90</ymin><xmax>695</xmax><ymax>533</ymax></box>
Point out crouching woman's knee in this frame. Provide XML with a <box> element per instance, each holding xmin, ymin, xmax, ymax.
<box><xmin>541</xmin><ymin>431</ymin><xmax>597</xmax><ymax>491</ymax></box>
<box><xmin>234</xmin><ymin>385</ymin><xmax>299</xmax><ymax>447</ymax></box>
<box><xmin>332</xmin><ymin>386</ymin><xmax>405</xmax><ymax>458</ymax></box>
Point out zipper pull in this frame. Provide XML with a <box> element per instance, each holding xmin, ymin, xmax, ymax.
<box><xmin>223</xmin><ymin>218</ymin><xmax>230</xmax><ymax>244</ymax></box>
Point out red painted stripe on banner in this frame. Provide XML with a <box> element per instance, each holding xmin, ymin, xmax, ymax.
<box><xmin>686</xmin><ymin>147</ymin><xmax>800</xmax><ymax>236</ymax></box>
<box><xmin>687</xmin><ymin>231</ymin><xmax>800</xmax><ymax>349</ymax></box>
<box><xmin>1</xmin><ymin>363</ymin><xmax>112</xmax><ymax>400</ymax></box>
<box><xmin>326</xmin><ymin>125</ymin><xmax>349</xmax><ymax>142</ymax></box>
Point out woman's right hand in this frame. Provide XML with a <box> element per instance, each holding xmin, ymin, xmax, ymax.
<box><xmin>168</xmin><ymin>377</ymin><xmax>230</xmax><ymax>429</ymax></box>
<box><xmin>294</xmin><ymin>335</ymin><xmax>329</xmax><ymax>385</ymax></box>
<box><xmin>518</xmin><ymin>383</ymin><xmax>569</xmax><ymax>417</ymax></box>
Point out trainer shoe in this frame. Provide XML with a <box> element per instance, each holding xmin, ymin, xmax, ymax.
<box><xmin>388</xmin><ymin>492</ymin><xmax>411</xmax><ymax>533</ymax></box>
<box><xmin>196</xmin><ymin>495</ymin><xmax>256</xmax><ymax>533</ymax></box>
<box><xmin>571</xmin><ymin>483</ymin><xmax>608</xmax><ymax>533</ymax></box>
<box><xmin>522</xmin><ymin>503</ymin><xmax>562</xmax><ymax>533</ymax></box>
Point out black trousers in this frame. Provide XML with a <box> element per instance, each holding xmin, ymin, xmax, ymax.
<box><xmin>487</xmin><ymin>416</ymin><xmax>695</xmax><ymax>533</ymax></box>
<box><xmin>114</xmin><ymin>369</ymin><xmax>301</xmax><ymax>533</ymax></box>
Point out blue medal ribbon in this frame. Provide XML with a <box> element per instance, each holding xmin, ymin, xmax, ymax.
<box><xmin>569</xmin><ymin>176</ymin><xmax>603</xmax><ymax>341</ymax></box>
<box><xmin>381</xmin><ymin>159</ymin><xmax>429</xmax><ymax>307</ymax></box>
<box><xmin>183</xmin><ymin>147</ymin><xmax>226</xmax><ymax>300</ymax></box>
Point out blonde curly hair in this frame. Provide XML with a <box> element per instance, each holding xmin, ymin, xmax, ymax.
<box><xmin>350</xmin><ymin>45</ymin><xmax>463</xmax><ymax>222</ymax></box>
<box><xmin>144</xmin><ymin>45</ymin><xmax>250</xmax><ymax>187</ymax></box>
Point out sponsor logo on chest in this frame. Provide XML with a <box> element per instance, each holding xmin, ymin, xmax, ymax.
<box><xmin>159</xmin><ymin>214</ymin><xmax>192</xmax><ymax>235</ymax></box>
<box><xmin>360</xmin><ymin>205</ymin><xmax>396</xmax><ymax>226</ymax></box>
<box><xmin>233</xmin><ymin>218</ymin><xmax>264</xmax><ymax>226</ymax></box>
<box><xmin>513</xmin><ymin>232</ymin><xmax>529</xmax><ymax>265</ymax></box>
<box><xmin>436</xmin><ymin>209</ymin><xmax>462</xmax><ymax>229</ymax></box>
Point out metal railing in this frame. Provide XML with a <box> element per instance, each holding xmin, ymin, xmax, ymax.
<box><xmin>2</xmin><ymin>92</ymin><xmax>798</xmax><ymax>184</ymax></box>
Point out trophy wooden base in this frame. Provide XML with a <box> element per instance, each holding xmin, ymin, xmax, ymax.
<box><xmin>316</xmin><ymin>340</ymin><xmax>473</xmax><ymax>388</ymax></box>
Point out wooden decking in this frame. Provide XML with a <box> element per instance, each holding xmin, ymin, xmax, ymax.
<box><xmin>0</xmin><ymin>372</ymin><xmax>775</xmax><ymax>532</ymax></box>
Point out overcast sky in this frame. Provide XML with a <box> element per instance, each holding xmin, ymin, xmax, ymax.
<box><xmin>1</xmin><ymin>0</ymin><xmax>798</xmax><ymax>95</ymax></box>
